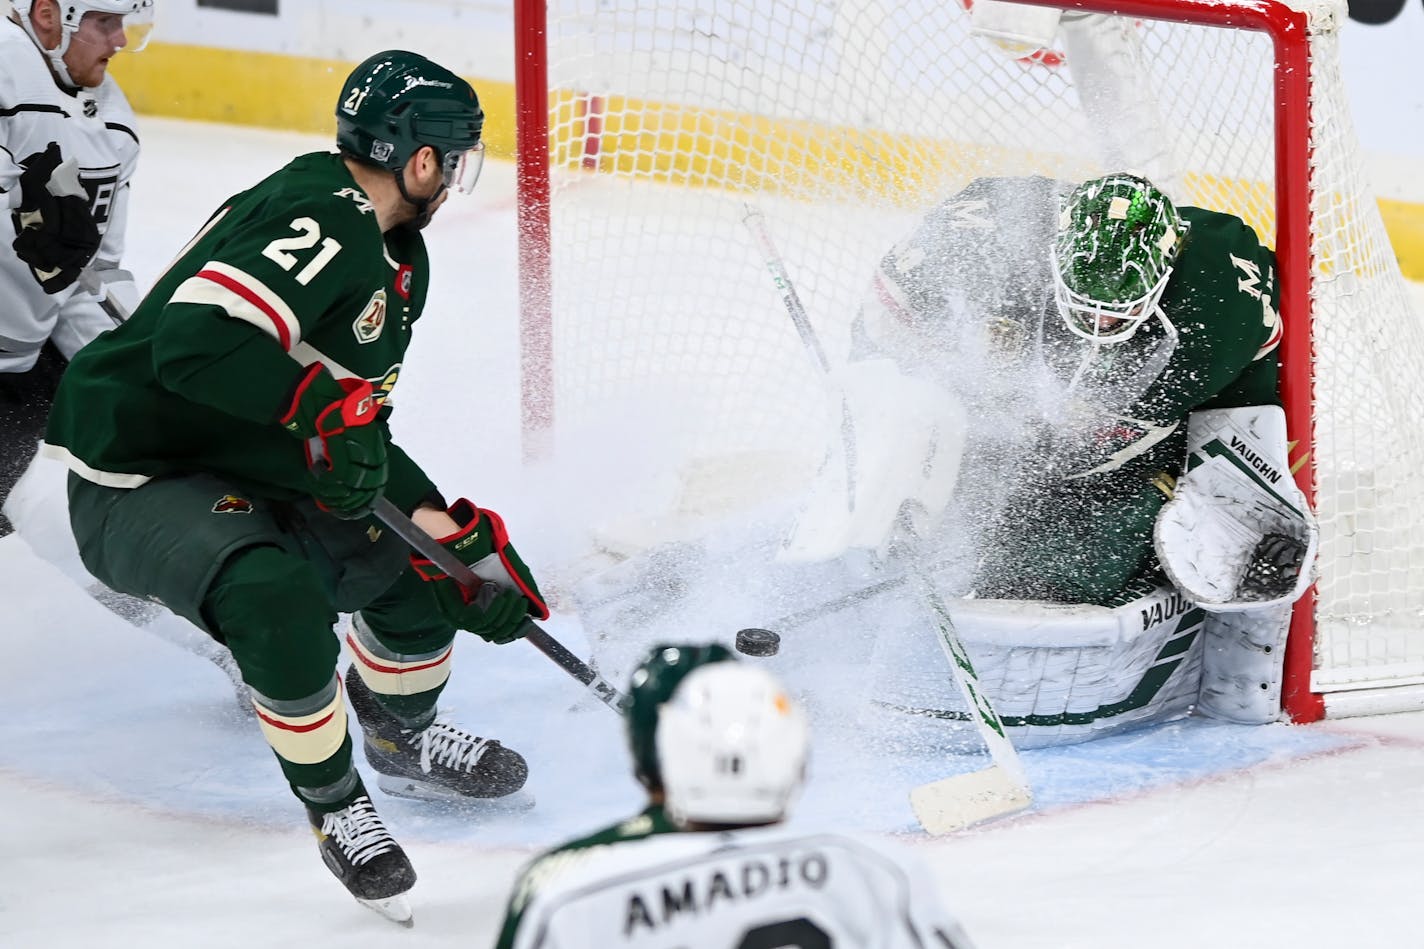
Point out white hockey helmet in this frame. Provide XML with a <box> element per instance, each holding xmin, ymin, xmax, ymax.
<box><xmin>14</xmin><ymin>0</ymin><xmax>155</xmax><ymax>87</ymax></box>
<box><xmin>628</xmin><ymin>643</ymin><xmax>809</xmax><ymax>827</ymax></box>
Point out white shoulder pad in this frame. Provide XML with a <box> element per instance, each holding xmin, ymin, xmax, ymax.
<box><xmin>1154</xmin><ymin>405</ymin><xmax>1318</xmax><ymax>611</ymax></box>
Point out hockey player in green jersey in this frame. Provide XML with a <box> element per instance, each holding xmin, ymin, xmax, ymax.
<box><xmin>853</xmin><ymin>172</ymin><xmax>1316</xmax><ymax>740</ymax></box>
<box><xmin>494</xmin><ymin>642</ymin><xmax>977</xmax><ymax>949</ymax></box>
<box><xmin>43</xmin><ymin>50</ymin><xmax>544</xmax><ymax>925</ymax></box>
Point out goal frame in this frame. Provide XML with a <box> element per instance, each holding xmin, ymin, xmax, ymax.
<box><xmin>512</xmin><ymin>0</ymin><xmax>1326</xmax><ymax>722</ymax></box>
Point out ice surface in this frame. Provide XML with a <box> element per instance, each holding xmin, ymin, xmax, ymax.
<box><xmin>2</xmin><ymin>118</ymin><xmax>1422</xmax><ymax>948</ymax></box>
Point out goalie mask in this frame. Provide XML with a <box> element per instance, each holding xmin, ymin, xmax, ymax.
<box><xmin>1053</xmin><ymin>173</ymin><xmax>1187</xmax><ymax>344</ymax></box>
<box><xmin>627</xmin><ymin>643</ymin><xmax>809</xmax><ymax>827</ymax></box>
<box><xmin>335</xmin><ymin>50</ymin><xmax>486</xmax><ymax>205</ymax></box>
<box><xmin>14</xmin><ymin>0</ymin><xmax>155</xmax><ymax>88</ymax></box>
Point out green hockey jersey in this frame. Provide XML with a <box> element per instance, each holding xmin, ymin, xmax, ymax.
<box><xmin>45</xmin><ymin>151</ymin><xmax>438</xmax><ymax>511</ymax></box>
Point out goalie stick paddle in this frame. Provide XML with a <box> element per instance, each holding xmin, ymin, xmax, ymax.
<box><xmin>370</xmin><ymin>497</ymin><xmax>630</xmax><ymax>715</ymax></box>
<box><xmin>910</xmin><ymin>571</ymin><xmax>1033</xmax><ymax>834</ymax></box>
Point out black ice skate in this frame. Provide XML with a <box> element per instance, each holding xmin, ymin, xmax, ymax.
<box><xmin>345</xmin><ymin>666</ymin><xmax>531</xmax><ymax>806</ymax></box>
<box><xmin>308</xmin><ymin>792</ymin><xmax>417</xmax><ymax>926</ymax></box>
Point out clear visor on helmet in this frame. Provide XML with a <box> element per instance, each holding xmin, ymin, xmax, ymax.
<box><xmin>1053</xmin><ymin>264</ymin><xmax>1173</xmax><ymax>344</ymax></box>
<box><xmin>69</xmin><ymin>2</ymin><xmax>155</xmax><ymax>54</ymax></box>
<box><xmin>441</xmin><ymin>142</ymin><xmax>485</xmax><ymax>194</ymax></box>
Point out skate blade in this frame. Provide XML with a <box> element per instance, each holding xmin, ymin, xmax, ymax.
<box><xmin>375</xmin><ymin>774</ymin><xmax>537</xmax><ymax>812</ymax></box>
<box><xmin>358</xmin><ymin>893</ymin><xmax>414</xmax><ymax>927</ymax></box>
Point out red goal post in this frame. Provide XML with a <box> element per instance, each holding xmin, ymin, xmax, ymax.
<box><xmin>514</xmin><ymin>0</ymin><xmax>1424</xmax><ymax>723</ymax></box>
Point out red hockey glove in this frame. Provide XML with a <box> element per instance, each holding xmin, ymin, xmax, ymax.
<box><xmin>280</xmin><ymin>363</ymin><xmax>388</xmax><ymax>519</ymax></box>
<box><xmin>411</xmin><ymin>499</ymin><xmax>549</xmax><ymax>644</ymax></box>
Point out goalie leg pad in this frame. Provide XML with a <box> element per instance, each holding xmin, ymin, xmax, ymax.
<box><xmin>872</xmin><ymin>577</ymin><xmax>1207</xmax><ymax>747</ymax></box>
<box><xmin>1195</xmin><ymin>603</ymin><xmax>1291</xmax><ymax>725</ymax></box>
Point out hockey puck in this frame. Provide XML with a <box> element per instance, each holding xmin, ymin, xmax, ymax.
<box><xmin>735</xmin><ymin>627</ymin><xmax>781</xmax><ymax>657</ymax></box>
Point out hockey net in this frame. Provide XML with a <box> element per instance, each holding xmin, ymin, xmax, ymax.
<box><xmin>514</xmin><ymin>0</ymin><xmax>1424</xmax><ymax>721</ymax></box>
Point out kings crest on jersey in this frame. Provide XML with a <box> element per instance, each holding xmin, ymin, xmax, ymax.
<box><xmin>44</xmin><ymin>151</ymin><xmax>434</xmax><ymax>507</ymax></box>
<box><xmin>0</xmin><ymin>17</ymin><xmax>141</xmax><ymax>370</ymax></box>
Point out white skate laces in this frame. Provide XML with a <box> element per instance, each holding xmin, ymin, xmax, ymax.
<box><xmin>410</xmin><ymin>718</ymin><xmax>494</xmax><ymax>775</ymax></box>
<box><xmin>321</xmin><ymin>796</ymin><xmax>400</xmax><ymax>867</ymax></box>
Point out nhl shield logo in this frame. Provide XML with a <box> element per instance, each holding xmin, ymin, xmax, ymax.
<box><xmin>353</xmin><ymin>290</ymin><xmax>388</xmax><ymax>344</ymax></box>
<box><xmin>212</xmin><ymin>494</ymin><xmax>254</xmax><ymax>515</ymax></box>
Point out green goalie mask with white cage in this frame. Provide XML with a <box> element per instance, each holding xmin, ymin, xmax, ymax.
<box><xmin>627</xmin><ymin>643</ymin><xmax>809</xmax><ymax>827</ymax></box>
<box><xmin>1053</xmin><ymin>173</ymin><xmax>1187</xmax><ymax>344</ymax></box>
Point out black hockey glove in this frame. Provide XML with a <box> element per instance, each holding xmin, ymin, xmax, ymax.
<box><xmin>280</xmin><ymin>363</ymin><xmax>388</xmax><ymax>519</ymax></box>
<box><xmin>11</xmin><ymin>142</ymin><xmax>101</xmax><ymax>294</ymax></box>
<box><xmin>410</xmin><ymin>499</ymin><xmax>549</xmax><ymax>644</ymax></box>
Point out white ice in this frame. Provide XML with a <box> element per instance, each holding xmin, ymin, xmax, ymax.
<box><xmin>2</xmin><ymin>118</ymin><xmax>1422</xmax><ymax>948</ymax></box>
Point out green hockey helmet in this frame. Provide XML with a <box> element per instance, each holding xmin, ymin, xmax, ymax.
<box><xmin>627</xmin><ymin>642</ymin><xmax>808</xmax><ymax>825</ymax></box>
<box><xmin>1052</xmin><ymin>173</ymin><xmax>1187</xmax><ymax>343</ymax></box>
<box><xmin>335</xmin><ymin>50</ymin><xmax>486</xmax><ymax>194</ymax></box>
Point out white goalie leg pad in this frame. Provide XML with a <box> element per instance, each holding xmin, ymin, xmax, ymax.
<box><xmin>1196</xmin><ymin>603</ymin><xmax>1292</xmax><ymax>725</ymax></box>
<box><xmin>1154</xmin><ymin>405</ymin><xmax>1318</xmax><ymax>611</ymax></box>
<box><xmin>779</xmin><ymin>357</ymin><xmax>965</xmax><ymax>562</ymax></box>
<box><xmin>873</xmin><ymin>579</ymin><xmax>1206</xmax><ymax>747</ymax></box>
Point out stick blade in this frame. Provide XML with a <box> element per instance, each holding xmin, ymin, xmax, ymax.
<box><xmin>910</xmin><ymin>765</ymin><xmax>1033</xmax><ymax>835</ymax></box>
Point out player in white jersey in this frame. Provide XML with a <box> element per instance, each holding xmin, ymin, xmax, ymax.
<box><xmin>494</xmin><ymin>643</ymin><xmax>976</xmax><ymax>949</ymax></box>
<box><xmin>0</xmin><ymin>3</ymin><xmax>245</xmax><ymax>701</ymax></box>
<box><xmin>0</xmin><ymin>0</ymin><xmax>152</xmax><ymax>536</ymax></box>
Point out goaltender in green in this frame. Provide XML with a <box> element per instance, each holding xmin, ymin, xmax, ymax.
<box><xmin>840</xmin><ymin>172</ymin><xmax>1317</xmax><ymax>744</ymax></box>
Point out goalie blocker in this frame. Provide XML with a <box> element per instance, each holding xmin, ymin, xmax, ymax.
<box><xmin>900</xmin><ymin>404</ymin><xmax>1316</xmax><ymax>740</ymax></box>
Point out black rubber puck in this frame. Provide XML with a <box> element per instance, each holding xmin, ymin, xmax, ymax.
<box><xmin>735</xmin><ymin>627</ymin><xmax>781</xmax><ymax>657</ymax></box>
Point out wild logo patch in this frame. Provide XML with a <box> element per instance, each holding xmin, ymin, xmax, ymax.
<box><xmin>353</xmin><ymin>289</ymin><xmax>388</xmax><ymax>344</ymax></box>
<box><xmin>212</xmin><ymin>494</ymin><xmax>254</xmax><ymax>515</ymax></box>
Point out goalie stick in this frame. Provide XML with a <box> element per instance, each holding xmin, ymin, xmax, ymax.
<box><xmin>742</xmin><ymin>205</ymin><xmax>1031</xmax><ymax>832</ymax></box>
<box><xmin>743</xmin><ymin>204</ymin><xmax>858</xmax><ymax>515</ymax></box>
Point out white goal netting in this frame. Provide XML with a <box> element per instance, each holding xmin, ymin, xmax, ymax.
<box><xmin>516</xmin><ymin>0</ymin><xmax>1424</xmax><ymax>719</ymax></box>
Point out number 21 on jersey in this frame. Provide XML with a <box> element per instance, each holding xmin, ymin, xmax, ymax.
<box><xmin>262</xmin><ymin>217</ymin><xmax>343</xmax><ymax>286</ymax></box>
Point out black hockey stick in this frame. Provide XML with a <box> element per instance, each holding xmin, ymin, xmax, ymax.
<box><xmin>95</xmin><ymin>278</ymin><xmax>626</xmax><ymax>715</ymax></box>
<box><xmin>370</xmin><ymin>497</ymin><xmax>629</xmax><ymax>715</ymax></box>
<box><xmin>76</xmin><ymin>266</ymin><xmax>134</xmax><ymax>326</ymax></box>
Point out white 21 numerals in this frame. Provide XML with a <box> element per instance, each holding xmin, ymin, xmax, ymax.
<box><xmin>261</xmin><ymin>217</ymin><xmax>343</xmax><ymax>286</ymax></box>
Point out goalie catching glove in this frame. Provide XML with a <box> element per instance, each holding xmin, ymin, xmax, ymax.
<box><xmin>281</xmin><ymin>363</ymin><xmax>388</xmax><ymax>519</ymax></box>
<box><xmin>410</xmin><ymin>499</ymin><xmax>549</xmax><ymax>644</ymax></box>
<box><xmin>11</xmin><ymin>142</ymin><xmax>101</xmax><ymax>293</ymax></box>
<box><xmin>1154</xmin><ymin>405</ymin><xmax>1317</xmax><ymax>611</ymax></box>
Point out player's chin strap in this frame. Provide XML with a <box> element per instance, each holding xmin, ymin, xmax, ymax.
<box><xmin>394</xmin><ymin>170</ymin><xmax>446</xmax><ymax>232</ymax></box>
<box><xmin>15</xmin><ymin>8</ymin><xmax>81</xmax><ymax>89</ymax></box>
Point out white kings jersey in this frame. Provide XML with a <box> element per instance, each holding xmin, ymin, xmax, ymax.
<box><xmin>495</xmin><ymin>810</ymin><xmax>976</xmax><ymax>949</ymax></box>
<box><xmin>0</xmin><ymin>17</ymin><xmax>139</xmax><ymax>374</ymax></box>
